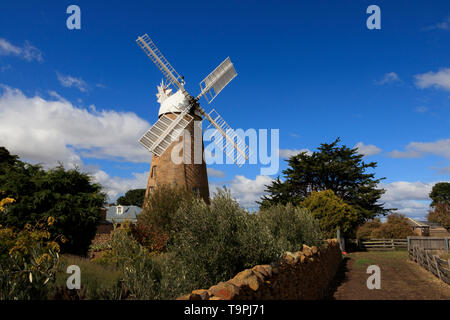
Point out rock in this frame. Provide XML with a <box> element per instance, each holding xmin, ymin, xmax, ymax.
<box><xmin>311</xmin><ymin>246</ymin><xmax>319</xmax><ymax>254</ymax></box>
<box><xmin>302</xmin><ymin>244</ymin><xmax>313</xmax><ymax>256</ymax></box>
<box><xmin>176</xmin><ymin>294</ymin><xmax>191</xmax><ymax>300</ymax></box>
<box><xmin>230</xmin><ymin>269</ymin><xmax>262</xmax><ymax>292</ymax></box>
<box><xmin>192</xmin><ymin>289</ymin><xmax>209</xmax><ymax>300</ymax></box>
<box><xmin>209</xmin><ymin>282</ymin><xmax>240</xmax><ymax>300</ymax></box>
<box><xmin>252</xmin><ymin>265</ymin><xmax>272</xmax><ymax>278</ymax></box>
<box><xmin>283</xmin><ymin>252</ymin><xmax>298</xmax><ymax>264</ymax></box>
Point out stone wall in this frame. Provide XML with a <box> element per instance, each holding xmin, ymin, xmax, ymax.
<box><xmin>177</xmin><ymin>239</ymin><xmax>342</xmax><ymax>300</ymax></box>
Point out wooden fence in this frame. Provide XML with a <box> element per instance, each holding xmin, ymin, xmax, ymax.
<box><xmin>407</xmin><ymin>237</ymin><xmax>450</xmax><ymax>252</ymax></box>
<box><xmin>408</xmin><ymin>246</ymin><xmax>450</xmax><ymax>285</ymax></box>
<box><xmin>358</xmin><ymin>239</ymin><xmax>407</xmax><ymax>250</ymax></box>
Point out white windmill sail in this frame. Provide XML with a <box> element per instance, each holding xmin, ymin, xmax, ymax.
<box><xmin>203</xmin><ymin>109</ymin><xmax>250</xmax><ymax>167</ymax></box>
<box><xmin>198</xmin><ymin>57</ymin><xmax>237</xmax><ymax>103</ymax></box>
<box><xmin>136</xmin><ymin>34</ymin><xmax>185</xmax><ymax>92</ymax></box>
<box><xmin>139</xmin><ymin>111</ymin><xmax>193</xmax><ymax>157</ymax></box>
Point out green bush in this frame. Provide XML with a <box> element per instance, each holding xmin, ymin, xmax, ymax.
<box><xmin>138</xmin><ymin>184</ymin><xmax>194</xmax><ymax>233</ymax></box>
<box><xmin>0</xmin><ymin>147</ymin><xmax>106</xmax><ymax>256</ymax></box>
<box><xmin>257</xmin><ymin>203</ymin><xmax>323</xmax><ymax>251</ymax></box>
<box><xmin>300</xmin><ymin>190</ymin><xmax>359</xmax><ymax>238</ymax></box>
<box><xmin>100</xmin><ymin>224</ymin><xmax>162</xmax><ymax>299</ymax></box>
<box><xmin>162</xmin><ymin>189</ymin><xmax>323</xmax><ymax>298</ymax></box>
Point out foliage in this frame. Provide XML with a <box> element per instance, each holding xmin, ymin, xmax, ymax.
<box><xmin>300</xmin><ymin>190</ymin><xmax>359</xmax><ymax>238</ymax></box>
<box><xmin>0</xmin><ymin>147</ymin><xmax>106</xmax><ymax>255</ymax></box>
<box><xmin>429</xmin><ymin>182</ymin><xmax>450</xmax><ymax>207</ymax></box>
<box><xmin>51</xmin><ymin>254</ymin><xmax>123</xmax><ymax>300</ymax></box>
<box><xmin>130</xmin><ymin>222</ymin><xmax>169</xmax><ymax>253</ymax></box>
<box><xmin>260</xmin><ymin>138</ymin><xmax>390</xmax><ymax>224</ymax></box>
<box><xmin>138</xmin><ymin>184</ymin><xmax>194</xmax><ymax>233</ymax></box>
<box><xmin>357</xmin><ymin>214</ymin><xmax>414</xmax><ymax>239</ymax></box>
<box><xmin>117</xmin><ymin>189</ymin><xmax>146</xmax><ymax>207</ymax></box>
<box><xmin>356</xmin><ymin>218</ymin><xmax>382</xmax><ymax>239</ymax></box>
<box><xmin>427</xmin><ymin>203</ymin><xmax>450</xmax><ymax>231</ymax></box>
<box><xmin>99</xmin><ymin>224</ymin><xmax>162</xmax><ymax>299</ymax></box>
<box><xmin>163</xmin><ymin>189</ymin><xmax>323</xmax><ymax>297</ymax></box>
<box><xmin>257</xmin><ymin>203</ymin><xmax>323</xmax><ymax>250</ymax></box>
<box><xmin>0</xmin><ymin>217</ymin><xmax>60</xmax><ymax>300</ymax></box>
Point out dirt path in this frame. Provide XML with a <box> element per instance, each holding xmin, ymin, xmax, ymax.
<box><xmin>330</xmin><ymin>251</ymin><xmax>450</xmax><ymax>300</ymax></box>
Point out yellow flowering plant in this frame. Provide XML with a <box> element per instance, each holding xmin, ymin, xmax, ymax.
<box><xmin>0</xmin><ymin>216</ymin><xmax>61</xmax><ymax>300</ymax></box>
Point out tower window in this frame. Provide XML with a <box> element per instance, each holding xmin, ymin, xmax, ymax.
<box><xmin>193</xmin><ymin>187</ymin><xmax>200</xmax><ymax>196</ymax></box>
<box><xmin>151</xmin><ymin>166</ymin><xmax>157</xmax><ymax>178</ymax></box>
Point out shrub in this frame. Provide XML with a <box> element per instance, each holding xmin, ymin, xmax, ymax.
<box><xmin>357</xmin><ymin>214</ymin><xmax>414</xmax><ymax>239</ymax></box>
<box><xmin>130</xmin><ymin>222</ymin><xmax>168</xmax><ymax>253</ymax></box>
<box><xmin>138</xmin><ymin>184</ymin><xmax>194</xmax><ymax>233</ymax></box>
<box><xmin>163</xmin><ymin>189</ymin><xmax>323</xmax><ymax>297</ymax></box>
<box><xmin>356</xmin><ymin>218</ymin><xmax>382</xmax><ymax>239</ymax></box>
<box><xmin>0</xmin><ymin>217</ymin><xmax>60</xmax><ymax>300</ymax></box>
<box><xmin>370</xmin><ymin>214</ymin><xmax>414</xmax><ymax>239</ymax></box>
<box><xmin>257</xmin><ymin>203</ymin><xmax>323</xmax><ymax>250</ymax></box>
<box><xmin>99</xmin><ymin>224</ymin><xmax>162</xmax><ymax>299</ymax></box>
<box><xmin>300</xmin><ymin>190</ymin><xmax>359</xmax><ymax>238</ymax></box>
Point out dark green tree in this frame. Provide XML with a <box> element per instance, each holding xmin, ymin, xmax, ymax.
<box><xmin>429</xmin><ymin>182</ymin><xmax>450</xmax><ymax>207</ymax></box>
<box><xmin>260</xmin><ymin>138</ymin><xmax>390</xmax><ymax>223</ymax></box>
<box><xmin>0</xmin><ymin>147</ymin><xmax>106</xmax><ymax>255</ymax></box>
<box><xmin>117</xmin><ymin>188</ymin><xmax>146</xmax><ymax>207</ymax></box>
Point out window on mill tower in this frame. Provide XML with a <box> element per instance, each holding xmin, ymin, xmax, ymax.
<box><xmin>151</xmin><ymin>166</ymin><xmax>157</xmax><ymax>178</ymax></box>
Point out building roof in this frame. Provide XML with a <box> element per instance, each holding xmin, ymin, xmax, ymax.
<box><xmin>406</xmin><ymin>217</ymin><xmax>429</xmax><ymax>228</ymax></box>
<box><xmin>106</xmin><ymin>205</ymin><xmax>142</xmax><ymax>223</ymax></box>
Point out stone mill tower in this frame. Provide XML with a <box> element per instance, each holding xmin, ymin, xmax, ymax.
<box><xmin>144</xmin><ymin>81</ymin><xmax>210</xmax><ymax>203</ymax></box>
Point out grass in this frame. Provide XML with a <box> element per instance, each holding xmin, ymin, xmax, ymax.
<box><xmin>352</xmin><ymin>250</ymin><xmax>408</xmax><ymax>269</ymax></box>
<box><xmin>51</xmin><ymin>254</ymin><xmax>123</xmax><ymax>300</ymax></box>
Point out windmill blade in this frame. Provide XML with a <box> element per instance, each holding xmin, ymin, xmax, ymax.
<box><xmin>139</xmin><ymin>111</ymin><xmax>193</xmax><ymax>157</ymax></box>
<box><xmin>198</xmin><ymin>57</ymin><xmax>237</xmax><ymax>103</ymax></box>
<box><xmin>136</xmin><ymin>34</ymin><xmax>185</xmax><ymax>91</ymax></box>
<box><xmin>204</xmin><ymin>109</ymin><xmax>249</xmax><ymax>167</ymax></box>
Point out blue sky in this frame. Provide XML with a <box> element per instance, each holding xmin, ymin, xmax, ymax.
<box><xmin>0</xmin><ymin>0</ymin><xmax>449</xmax><ymax>219</ymax></box>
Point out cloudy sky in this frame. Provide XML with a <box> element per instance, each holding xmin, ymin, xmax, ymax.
<box><xmin>0</xmin><ymin>1</ymin><xmax>449</xmax><ymax>220</ymax></box>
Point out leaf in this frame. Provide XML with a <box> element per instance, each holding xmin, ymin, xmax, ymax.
<box><xmin>29</xmin><ymin>272</ymin><xmax>32</xmax><ymax>283</ymax></box>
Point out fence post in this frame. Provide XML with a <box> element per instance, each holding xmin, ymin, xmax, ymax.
<box><xmin>433</xmin><ymin>255</ymin><xmax>442</xmax><ymax>281</ymax></box>
<box><xmin>446</xmin><ymin>238</ymin><xmax>449</xmax><ymax>254</ymax></box>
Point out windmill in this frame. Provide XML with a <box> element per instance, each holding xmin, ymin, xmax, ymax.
<box><xmin>136</xmin><ymin>34</ymin><xmax>250</xmax><ymax>203</ymax></box>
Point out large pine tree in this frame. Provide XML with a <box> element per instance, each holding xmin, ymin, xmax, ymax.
<box><xmin>260</xmin><ymin>138</ymin><xmax>390</xmax><ymax>223</ymax></box>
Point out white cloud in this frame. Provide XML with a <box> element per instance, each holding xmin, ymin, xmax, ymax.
<box><xmin>354</xmin><ymin>142</ymin><xmax>381</xmax><ymax>156</ymax></box>
<box><xmin>415</xmin><ymin>106</ymin><xmax>428</xmax><ymax>113</ymax></box>
<box><xmin>57</xmin><ymin>72</ymin><xmax>88</xmax><ymax>92</ymax></box>
<box><xmin>379</xmin><ymin>181</ymin><xmax>437</xmax><ymax>220</ymax></box>
<box><xmin>207</xmin><ymin>167</ymin><xmax>226</xmax><ymax>178</ymax></box>
<box><xmin>0</xmin><ymin>38</ymin><xmax>43</xmax><ymax>62</ymax></box>
<box><xmin>435</xmin><ymin>166</ymin><xmax>450</xmax><ymax>174</ymax></box>
<box><xmin>279</xmin><ymin>148</ymin><xmax>311</xmax><ymax>158</ymax></box>
<box><xmin>375</xmin><ymin>72</ymin><xmax>401</xmax><ymax>85</ymax></box>
<box><xmin>423</xmin><ymin>17</ymin><xmax>450</xmax><ymax>31</ymax></box>
<box><xmin>414</xmin><ymin>68</ymin><xmax>450</xmax><ymax>91</ymax></box>
<box><xmin>92</xmin><ymin>170</ymin><xmax>148</xmax><ymax>201</ymax></box>
<box><xmin>388</xmin><ymin>139</ymin><xmax>450</xmax><ymax>159</ymax></box>
<box><xmin>210</xmin><ymin>175</ymin><xmax>273</xmax><ymax>209</ymax></box>
<box><xmin>0</xmin><ymin>86</ymin><xmax>152</xmax><ymax>167</ymax></box>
